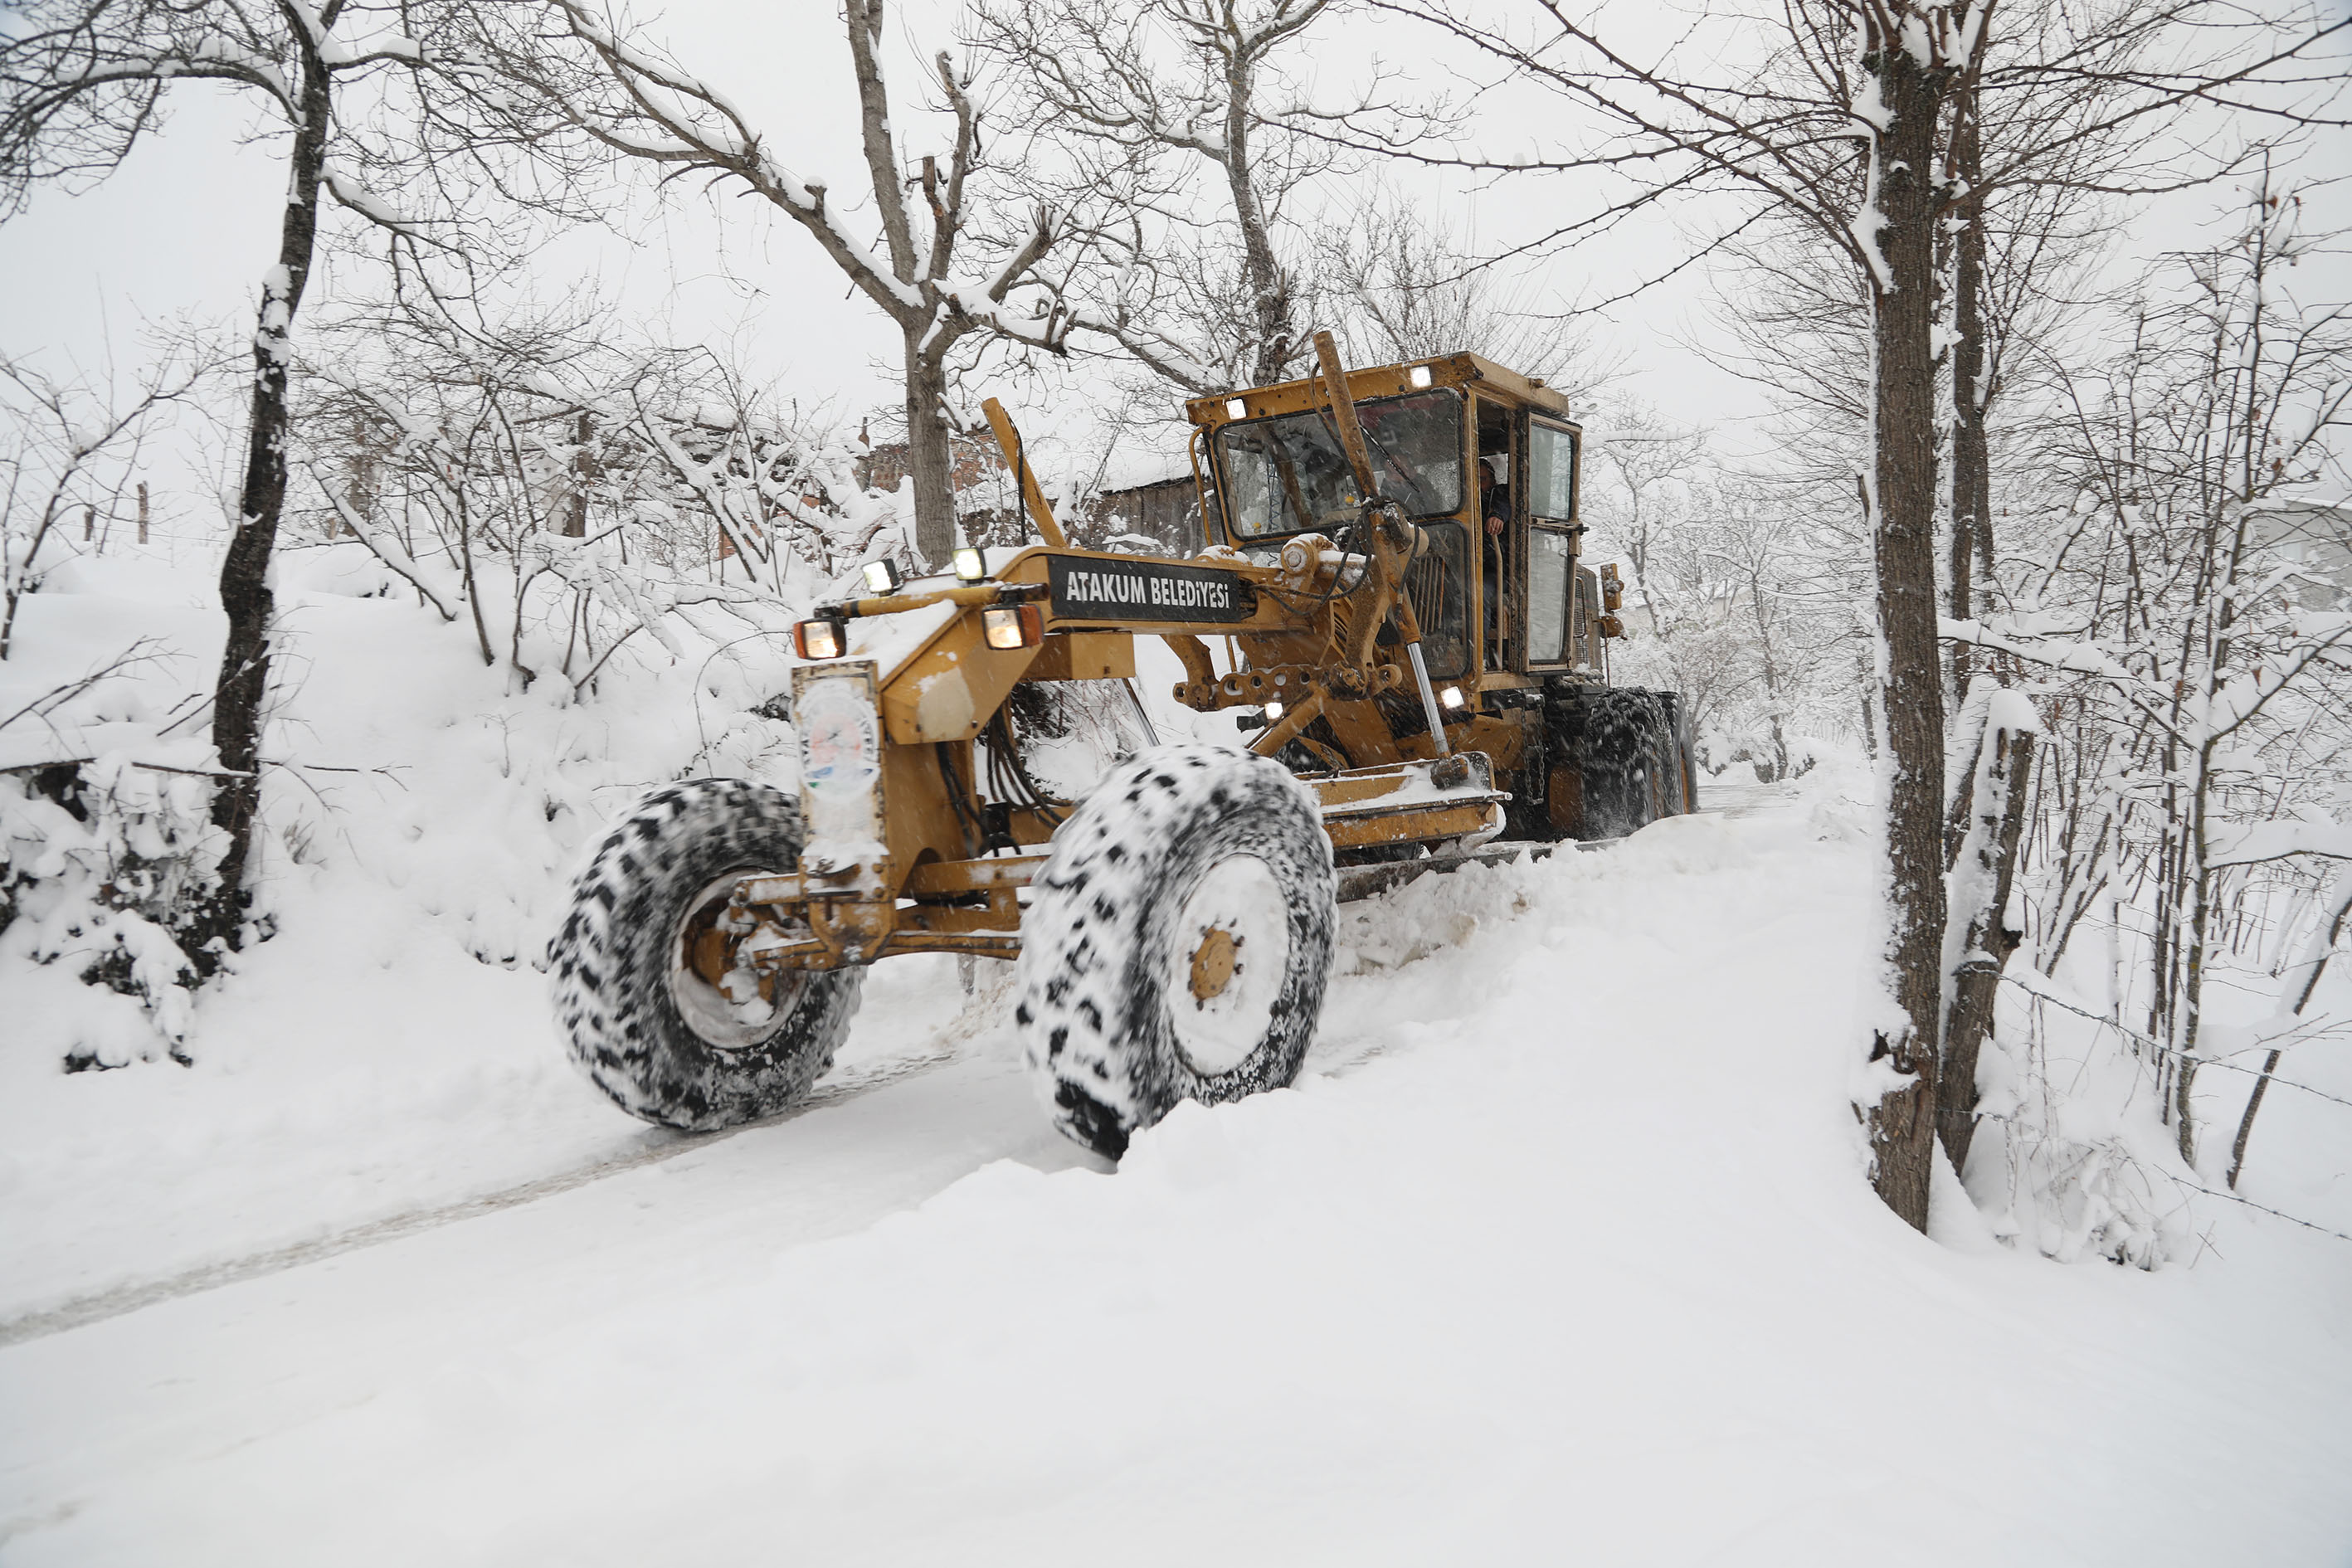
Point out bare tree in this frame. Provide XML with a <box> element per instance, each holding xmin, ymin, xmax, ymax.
<box><xmin>971</xmin><ymin>0</ymin><xmax>1443</xmax><ymax>394</ymax></box>
<box><xmin>1590</xmin><ymin>462</ymin><xmax>1867</xmax><ymax>778</ymax></box>
<box><xmin>0</xmin><ymin>341</ymin><xmax>222</xmax><ymax>659</ymax></box>
<box><xmin>1394</xmin><ymin>0</ymin><xmax>2348</xmax><ymax>1229</ymax></box>
<box><xmin>488</xmin><ymin>0</ymin><xmax>1078</xmax><ymax>564</ymax></box>
<box><xmin>1587</xmin><ymin>407</ymin><xmax>1712</xmax><ymax>637</ymax></box>
<box><xmin>1322</xmin><ymin>196</ymin><xmax>1615</xmax><ymax>398</ymax></box>
<box><xmin>2225</xmin><ymin>864</ymin><xmax>2352</xmax><ymax>1190</ymax></box>
<box><xmin>1980</xmin><ymin>176</ymin><xmax>2352</xmax><ymax>1172</ymax></box>
<box><xmin>0</xmin><ymin>0</ymin><xmax>539</xmax><ymax>956</ymax></box>
<box><xmin>1393</xmin><ymin>0</ymin><xmax>1993</xmax><ymax>1225</ymax></box>
<box><xmin>291</xmin><ymin>297</ymin><xmax>912</xmax><ymax>695</ymax></box>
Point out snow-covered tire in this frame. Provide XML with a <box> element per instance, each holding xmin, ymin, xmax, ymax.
<box><xmin>1556</xmin><ymin>687</ymin><xmax>1688</xmax><ymax>840</ymax></box>
<box><xmin>1596</xmin><ymin>687</ymin><xmax>1689</xmax><ymax>836</ymax></box>
<box><xmin>549</xmin><ymin>779</ymin><xmax>864</xmax><ymax>1132</ymax></box>
<box><xmin>1014</xmin><ymin>745</ymin><xmax>1337</xmax><ymax>1159</ymax></box>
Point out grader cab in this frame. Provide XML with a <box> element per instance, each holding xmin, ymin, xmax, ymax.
<box><xmin>548</xmin><ymin>334</ymin><xmax>1693</xmax><ymax>1157</ymax></box>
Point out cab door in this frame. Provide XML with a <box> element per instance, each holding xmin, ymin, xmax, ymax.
<box><xmin>1520</xmin><ymin>416</ymin><xmax>1584</xmax><ymax>671</ymax></box>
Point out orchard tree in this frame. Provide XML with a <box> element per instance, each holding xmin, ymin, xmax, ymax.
<box><xmin>1320</xmin><ymin>196</ymin><xmax>1614</xmax><ymax>401</ymax></box>
<box><xmin>1967</xmin><ymin>179</ymin><xmax>2352</xmax><ymax>1175</ymax></box>
<box><xmin>0</xmin><ymin>341</ymin><xmax>224</xmax><ymax>660</ymax></box>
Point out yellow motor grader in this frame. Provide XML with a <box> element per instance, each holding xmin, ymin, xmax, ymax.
<box><xmin>549</xmin><ymin>334</ymin><xmax>1692</xmax><ymax>1156</ymax></box>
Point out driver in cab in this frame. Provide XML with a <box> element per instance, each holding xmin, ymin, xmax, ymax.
<box><xmin>1479</xmin><ymin>455</ymin><xmax>1511</xmax><ymax>660</ymax></box>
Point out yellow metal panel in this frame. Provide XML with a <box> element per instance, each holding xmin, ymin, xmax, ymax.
<box><xmin>879</xmin><ymin>611</ymin><xmax>1040</xmax><ymax>744</ymax></box>
<box><xmin>1025</xmin><ymin>631</ymin><xmax>1137</xmax><ymax>682</ymax></box>
<box><xmin>1185</xmin><ymin>352</ymin><xmax>1573</xmax><ymax>429</ymax></box>
<box><xmin>1312</xmin><ymin>768</ymin><xmax>1420</xmax><ymax>809</ymax></box>
<box><xmin>879</xmin><ymin>742</ymin><xmax>972</xmax><ymax>885</ymax></box>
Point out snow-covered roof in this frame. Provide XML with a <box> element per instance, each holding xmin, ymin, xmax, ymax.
<box><xmin>1095</xmin><ymin>441</ymin><xmax>1195</xmax><ymax>495</ymax></box>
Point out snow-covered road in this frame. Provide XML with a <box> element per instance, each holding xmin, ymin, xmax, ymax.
<box><xmin>0</xmin><ymin>1030</ymin><xmax>1031</xmax><ymax>1346</ymax></box>
<box><xmin>5</xmin><ymin>785</ymin><xmax>2350</xmax><ymax>1566</ymax></box>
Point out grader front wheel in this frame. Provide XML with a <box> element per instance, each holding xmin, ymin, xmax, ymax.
<box><xmin>1013</xmin><ymin>746</ymin><xmax>1338</xmax><ymax>1159</ymax></box>
<box><xmin>548</xmin><ymin>779</ymin><xmax>864</xmax><ymax>1132</ymax></box>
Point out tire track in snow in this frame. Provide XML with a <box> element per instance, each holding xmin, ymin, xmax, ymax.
<box><xmin>5</xmin><ymin>1000</ymin><xmax>1412</xmax><ymax>1350</ymax></box>
<box><xmin>0</xmin><ymin>1044</ymin><xmax>962</xmax><ymax>1348</ymax></box>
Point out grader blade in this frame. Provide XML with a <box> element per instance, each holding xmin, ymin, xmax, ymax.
<box><xmin>1310</xmin><ymin>752</ymin><xmax>1508</xmax><ymax>855</ymax></box>
<box><xmin>1332</xmin><ymin>837</ymin><xmax>1602</xmax><ymax>905</ymax></box>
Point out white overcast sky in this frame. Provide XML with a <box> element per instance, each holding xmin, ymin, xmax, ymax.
<box><xmin>0</xmin><ymin>0</ymin><xmax>2341</xmax><ymax>490</ymax></box>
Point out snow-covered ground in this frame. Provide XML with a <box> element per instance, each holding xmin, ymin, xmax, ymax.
<box><xmin>6</xmin><ymin>546</ymin><xmax>2350</xmax><ymax>1565</ymax></box>
<box><xmin>5</xmin><ymin>773</ymin><xmax>2350</xmax><ymax>1565</ymax></box>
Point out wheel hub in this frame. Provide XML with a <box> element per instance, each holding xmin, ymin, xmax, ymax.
<box><xmin>1189</xmin><ymin>925</ymin><xmax>1243</xmax><ymax>1003</ymax></box>
<box><xmin>687</xmin><ymin>921</ymin><xmax>752</xmax><ymax>998</ymax></box>
<box><xmin>1162</xmin><ymin>852</ymin><xmax>1290</xmax><ymax>1078</ymax></box>
<box><xmin>670</xmin><ymin>871</ymin><xmax>803</xmax><ymax>1049</ymax></box>
<box><xmin>682</xmin><ymin>884</ymin><xmax>764</xmax><ymax>1004</ymax></box>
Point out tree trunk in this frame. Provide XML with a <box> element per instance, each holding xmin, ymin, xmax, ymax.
<box><xmin>1223</xmin><ymin>64</ymin><xmax>1293</xmax><ymax>388</ymax></box>
<box><xmin>1947</xmin><ymin>100</ymin><xmax>1989</xmax><ymax>695</ymax></box>
<box><xmin>903</xmin><ymin>340</ymin><xmax>956</xmax><ymax>565</ymax></box>
<box><xmin>1862</xmin><ymin>38</ymin><xmax>1950</xmax><ymax>1233</ymax></box>
<box><xmin>565</xmin><ymin>411</ymin><xmax>592</xmax><ymax>537</ymax></box>
<box><xmin>2177</xmin><ymin>738</ymin><xmax>2215</xmax><ymax>1164</ymax></box>
<box><xmin>2229</xmin><ymin>870</ymin><xmax>2352</xmax><ymax>1188</ymax></box>
<box><xmin>1940</xmin><ymin>726</ymin><xmax>2033</xmax><ymax>1176</ymax></box>
<box><xmin>194</xmin><ymin>38</ymin><xmax>331</xmax><ymax>957</ymax></box>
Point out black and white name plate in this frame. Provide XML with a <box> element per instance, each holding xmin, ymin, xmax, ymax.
<box><xmin>1046</xmin><ymin>556</ymin><xmax>1258</xmax><ymax>624</ymax></box>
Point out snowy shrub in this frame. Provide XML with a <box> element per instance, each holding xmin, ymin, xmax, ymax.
<box><xmin>291</xmin><ymin>308</ymin><xmax>923</xmax><ymax>655</ymax></box>
<box><xmin>1968</xmin><ymin>990</ymin><xmax>2186</xmax><ymax>1268</ymax></box>
<box><xmin>0</xmin><ymin>756</ymin><xmax>224</xmax><ymax>1068</ymax></box>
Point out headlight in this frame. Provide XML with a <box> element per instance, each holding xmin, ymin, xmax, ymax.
<box><xmin>862</xmin><ymin>558</ymin><xmax>902</xmax><ymax>595</ymax></box>
<box><xmin>793</xmin><ymin>617</ymin><xmax>847</xmax><ymax>660</ymax></box>
<box><xmin>981</xmin><ymin>604</ymin><xmax>1042</xmax><ymax>650</ymax></box>
<box><xmin>1441</xmin><ymin>685</ymin><xmax>1464</xmax><ymax>709</ymax></box>
<box><xmin>952</xmin><ymin>547</ymin><xmax>989</xmax><ymax>583</ymax></box>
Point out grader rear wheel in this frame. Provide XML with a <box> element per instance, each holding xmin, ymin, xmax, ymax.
<box><xmin>1013</xmin><ymin>746</ymin><xmax>1338</xmax><ymax>1159</ymax></box>
<box><xmin>1537</xmin><ymin>686</ymin><xmax>1692</xmax><ymax>841</ymax></box>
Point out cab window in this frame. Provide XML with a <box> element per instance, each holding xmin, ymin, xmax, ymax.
<box><xmin>1528</xmin><ymin>421</ymin><xmax>1577</xmax><ymax>521</ymax></box>
<box><xmin>1526</xmin><ymin>419</ymin><xmax>1581</xmax><ymax>667</ymax></box>
<box><xmin>1215</xmin><ymin>390</ymin><xmax>1463</xmax><ymax>540</ymax></box>
<box><xmin>1526</xmin><ymin>530</ymin><xmax>1574</xmax><ymax>663</ymax></box>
